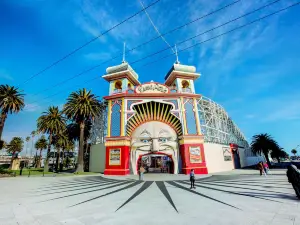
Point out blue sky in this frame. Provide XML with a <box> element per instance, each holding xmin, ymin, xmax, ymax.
<box><xmin>1</xmin><ymin>0</ymin><xmax>300</xmax><ymax>155</ymax></box>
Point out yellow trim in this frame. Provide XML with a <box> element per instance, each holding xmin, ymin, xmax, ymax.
<box><xmin>179</xmin><ymin>138</ymin><xmax>203</xmax><ymax>145</ymax></box>
<box><xmin>121</xmin><ymin>98</ymin><xmax>125</xmax><ymax>136</ymax></box>
<box><xmin>150</xmin><ymin>101</ymin><xmax>153</xmax><ymax>120</ymax></box>
<box><xmin>154</xmin><ymin>101</ymin><xmax>157</xmax><ymax>120</ymax></box>
<box><xmin>145</xmin><ymin>102</ymin><xmax>150</xmax><ymax>121</ymax></box>
<box><xmin>157</xmin><ymin>103</ymin><xmax>161</xmax><ymax>120</ymax></box>
<box><xmin>193</xmin><ymin>98</ymin><xmax>201</xmax><ymax>135</ymax></box>
<box><xmin>107</xmin><ymin>100</ymin><xmax>112</xmax><ymax>137</ymax></box>
<box><xmin>108</xmin><ymin>148</ymin><xmax>121</xmax><ymax>165</ymax></box>
<box><xmin>105</xmin><ymin>140</ymin><xmax>131</xmax><ymax>146</ymax></box>
<box><xmin>180</xmin><ymin>97</ymin><xmax>188</xmax><ymax>135</ymax></box>
<box><xmin>160</xmin><ymin>103</ymin><xmax>165</xmax><ymax>121</ymax></box>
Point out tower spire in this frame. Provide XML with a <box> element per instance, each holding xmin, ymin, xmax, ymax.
<box><xmin>122</xmin><ymin>42</ymin><xmax>126</xmax><ymax>63</ymax></box>
<box><xmin>175</xmin><ymin>44</ymin><xmax>180</xmax><ymax>64</ymax></box>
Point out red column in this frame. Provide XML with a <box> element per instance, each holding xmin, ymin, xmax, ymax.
<box><xmin>104</xmin><ymin>145</ymin><xmax>130</xmax><ymax>175</ymax></box>
<box><xmin>180</xmin><ymin>143</ymin><xmax>208</xmax><ymax>175</ymax></box>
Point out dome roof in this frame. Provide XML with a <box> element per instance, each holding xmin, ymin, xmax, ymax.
<box><xmin>106</xmin><ymin>62</ymin><xmax>139</xmax><ymax>79</ymax></box>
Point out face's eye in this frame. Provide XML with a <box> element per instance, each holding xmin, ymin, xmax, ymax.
<box><xmin>140</xmin><ymin>139</ymin><xmax>150</xmax><ymax>143</ymax></box>
<box><xmin>158</xmin><ymin>137</ymin><xmax>167</xmax><ymax>143</ymax></box>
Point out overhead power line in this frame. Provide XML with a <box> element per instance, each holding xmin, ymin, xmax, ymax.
<box><xmin>19</xmin><ymin>0</ymin><xmax>161</xmax><ymax>86</ymax></box>
<box><xmin>25</xmin><ymin>0</ymin><xmax>299</xmax><ymax>111</ymax></box>
<box><xmin>140</xmin><ymin>1</ymin><xmax>300</xmax><ymax>67</ymax></box>
<box><xmin>29</xmin><ymin>0</ymin><xmax>241</xmax><ymax>97</ymax></box>
<box><xmin>138</xmin><ymin>0</ymin><xmax>175</xmax><ymax>53</ymax></box>
<box><xmin>130</xmin><ymin>0</ymin><xmax>282</xmax><ymax>65</ymax></box>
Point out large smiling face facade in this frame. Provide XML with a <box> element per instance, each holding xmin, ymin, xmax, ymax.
<box><xmin>130</xmin><ymin>121</ymin><xmax>179</xmax><ymax>175</ymax></box>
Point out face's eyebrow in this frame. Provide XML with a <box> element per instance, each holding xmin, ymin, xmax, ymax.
<box><xmin>158</xmin><ymin>129</ymin><xmax>169</xmax><ymax>137</ymax></box>
<box><xmin>140</xmin><ymin>129</ymin><xmax>151</xmax><ymax>137</ymax></box>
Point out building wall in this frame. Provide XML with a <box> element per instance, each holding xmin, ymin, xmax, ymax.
<box><xmin>89</xmin><ymin>143</ymin><xmax>106</xmax><ymax>173</ymax></box>
<box><xmin>203</xmin><ymin>143</ymin><xmax>234</xmax><ymax>173</ymax></box>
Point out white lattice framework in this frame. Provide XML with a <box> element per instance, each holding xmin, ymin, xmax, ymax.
<box><xmin>90</xmin><ymin>106</ymin><xmax>108</xmax><ymax>145</ymax></box>
<box><xmin>196</xmin><ymin>96</ymin><xmax>249</xmax><ymax>149</ymax></box>
<box><xmin>90</xmin><ymin>97</ymin><xmax>249</xmax><ymax>150</ymax></box>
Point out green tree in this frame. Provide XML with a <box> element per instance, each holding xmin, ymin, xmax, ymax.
<box><xmin>25</xmin><ymin>136</ymin><xmax>30</xmax><ymax>157</ymax></box>
<box><xmin>6</xmin><ymin>137</ymin><xmax>24</xmax><ymax>169</ymax></box>
<box><xmin>0</xmin><ymin>85</ymin><xmax>25</xmax><ymax>141</ymax></box>
<box><xmin>271</xmin><ymin>147</ymin><xmax>288</xmax><ymax>163</ymax></box>
<box><xmin>251</xmin><ymin>133</ymin><xmax>279</xmax><ymax>166</ymax></box>
<box><xmin>52</xmin><ymin>132</ymin><xmax>68</xmax><ymax>172</ymax></box>
<box><xmin>291</xmin><ymin>149</ymin><xmax>297</xmax><ymax>156</ymax></box>
<box><xmin>34</xmin><ymin>135</ymin><xmax>48</xmax><ymax>168</ymax></box>
<box><xmin>37</xmin><ymin>106</ymin><xmax>66</xmax><ymax>172</ymax></box>
<box><xmin>63</xmin><ymin>88</ymin><xmax>102</xmax><ymax>173</ymax></box>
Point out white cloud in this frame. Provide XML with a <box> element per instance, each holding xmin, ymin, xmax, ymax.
<box><xmin>84</xmin><ymin>52</ymin><xmax>113</xmax><ymax>61</ymax></box>
<box><xmin>23</xmin><ymin>103</ymin><xmax>41</xmax><ymax>112</ymax></box>
<box><xmin>0</xmin><ymin>70</ymin><xmax>13</xmax><ymax>81</ymax></box>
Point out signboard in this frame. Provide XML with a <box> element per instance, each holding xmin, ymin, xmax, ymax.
<box><xmin>223</xmin><ymin>147</ymin><xmax>232</xmax><ymax>161</ymax></box>
<box><xmin>189</xmin><ymin>146</ymin><xmax>202</xmax><ymax>163</ymax></box>
<box><xmin>136</xmin><ymin>83</ymin><xmax>169</xmax><ymax>93</ymax></box>
<box><xmin>109</xmin><ymin>149</ymin><xmax>121</xmax><ymax>165</ymax></box>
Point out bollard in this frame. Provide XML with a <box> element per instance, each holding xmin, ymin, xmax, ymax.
<box><xmin>13</xmin><ymin>172</ymin><xmax>16</xmax><ymax>177</ymax></box>
<box><xmin>28</xmin><ymin>170</ymin><xmax>31</xmax><ymax>177</ymax></box>
<box><xmin>43</xmin><ymin>171</ymin><xmax>45</xmax><ymax>177</ymax></box>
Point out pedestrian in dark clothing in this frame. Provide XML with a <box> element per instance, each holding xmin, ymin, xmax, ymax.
<box><xmin>190</xmin><ymin>169</ymin><xmax>195</xmax><ymax>189</ymax></box>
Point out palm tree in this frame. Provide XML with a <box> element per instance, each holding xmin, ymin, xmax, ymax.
<box><xmin>34</xmin><ymin>135</ymin><xmax>48</xmax><ymax>168</ymax></box>
<box><xmin>25</xmin><ymin>136</ymin><xmax>30</xmax><ymax>157</ymax></box>
<box><xmin>6</xmin><ymin>137</ymin><xmax>24</xmax><ymax>169</ymax></box>
<box><xmin>52</xmin><ymin>132</ymin><xmax>68</xmax><ymax>172</ymax></box>
<box><xmin>251</xmin><ymin>133</ymin><xmax>279</xmax><ymax>166</ymax></box>
<box><xmin>67</xmin><ymin>120</ymin><xmax>92</xmax><ymax>153</ymax></box>
<box><xmin>37</xmin><ymin>106</ymin><xmax>66</xmax><ymax>172</ymax></box>
<box><xmin>291</xmin><ymin>149</ymin><xmax>297</xmax><ymax>156</ymax></box>
<box><xmin>30</xmin><ymin>131</ymin><xmax>36</xmax><ymax>160</ymax></box>
<box><xmin>0</xmin><ymin>85</ymin><xmax>25</xmax><ymax>140</ymax></box>
<box><xmin>63</xmin><ymin>88</ymin><xmax>102</xmax><ymax>173</ymax></box>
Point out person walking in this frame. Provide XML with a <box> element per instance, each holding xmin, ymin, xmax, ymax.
<box><xmin>263</xmin><ymin>161</ymin><xmax>270</xmax><ymax>174</ymax></box>
<box><xmin>139</xmin><ymin>165</ymin><xmax>145</xmax><ymax>181</ymax></box>
<box><xmin>258</xmin><ymin>161</ymin><xmax>267</xmax><ymax>177</ymax></box>
<box><xmin>190</xmin><ymin>169</ymin><xmax>196</xmax><ymax>189</ymax></box>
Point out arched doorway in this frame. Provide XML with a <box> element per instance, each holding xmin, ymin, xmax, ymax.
<box><xmin>137</xmin><ymin>153</ymin><xmax>174</xmax><ymax>174</ymax></box>
<box><xmin>130</xmin><ymin>121</ymin><xmax>179</xmax><ymax>175</ymax></box>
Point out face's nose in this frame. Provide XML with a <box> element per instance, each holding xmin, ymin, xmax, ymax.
<box><xmin>152</xmin><ymin>138</ymin><xmax>159</xmax><ymax>152</ymax></box>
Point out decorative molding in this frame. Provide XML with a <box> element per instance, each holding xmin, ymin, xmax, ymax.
<box><xmin>105</xmin><ymin>140</ymin><xmax>131</xmax><ymax>146</ymax></box>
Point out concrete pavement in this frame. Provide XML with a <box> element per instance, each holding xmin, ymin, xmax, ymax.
<box><xmin>0</xmin><ymin>169</ymin><xmax>299</xmax><ymax>225</ymax></box>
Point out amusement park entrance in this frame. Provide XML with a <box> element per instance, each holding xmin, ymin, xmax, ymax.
<box><xmin>137</xmin><ymin>153</ymin><xmax>174</xmax><ymax>174</ymax></box>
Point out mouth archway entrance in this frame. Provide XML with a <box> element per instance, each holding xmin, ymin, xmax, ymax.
<box><xmin>137</xmin><ymin>153</ymin><xmax>174</xmax><ymax>174</ymax></box>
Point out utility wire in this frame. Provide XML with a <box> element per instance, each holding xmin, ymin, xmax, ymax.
<box><xmin>130</xmin><ymin>0</ymin><xmax>282</xmax><ymax>65</ymax></box>
<box><xmin>25</xmin><ymin>1</ymin><xmax>299</xmax><ymax>110</ymax></box>
<box><xmin>19</xmin><ymin>0</ymin><xmax>161</xmax><ymax>86</ymax></box>
<box><xmin>29</xmin><ymin>0</ymin><xmax>241</xmax><ymax>97</ymax></box>
<box><xmin>138</xmin><ymin>0</ymin><xmax>175</xmax><ymax>53</ymax></box>
<box><xmin>140</xmin><ymin>1</ymin><xmax>300</xmax><ymax>67</ymax></box>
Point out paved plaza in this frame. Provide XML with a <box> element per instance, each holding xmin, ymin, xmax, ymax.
<box><xmin>0</xmin><ymin>170</ymin><xmax>299</xmax><ymax>225</ymax></box>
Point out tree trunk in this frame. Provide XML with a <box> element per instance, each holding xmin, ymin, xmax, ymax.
<box><xmin>9</xmin><ymin>151</ymin><xmax>15</xmax><ymax>170</ymax></box>
<box><xmin>55</xmin><ymin>148</ymin><xmax>61</xmax><ymax>172</ymax></box>
<box><xmin>44</xmin><ymin>133</ymin><xmax>52</xmax><ymax>172</ymax></box>
<box><xmin>35</xmin><ymin>150</ymin><xmax>38</xmax><ymax>168</ymax></box>
<box><xmin>0</xmin><ymin>113</ymin><xmax>7</xmax><ymax>141</ymax></box>
<box><xmin>60</xmin><ymin>149</ymin><xmax>65</xmax><ymax>172</ymax></box>
<box><xmin>37</xmin><ymin>149</ymin><xmax>42</xmax><ymax>168</ymax></box>
<box><xmin>76</xmin><ymin>121</ymin><xmax>85</xmax><ymax>173</ymax></box>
